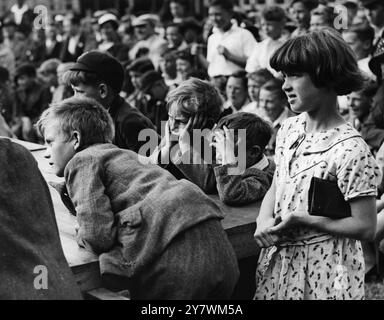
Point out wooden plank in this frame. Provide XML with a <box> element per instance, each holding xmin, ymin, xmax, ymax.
<box><xmin>8</xmin><ymin>138</ymin><xmax>47</xmax><ymax>151</ymax></box>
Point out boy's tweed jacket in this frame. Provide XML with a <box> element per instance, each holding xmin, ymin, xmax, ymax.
<box><xmin>214</xmin><ymin>160</ymin><xmax>276</xmax><ymax>206</ymax></box>
<box><xmin>64</xmin><ymin>143</ymin><xmax>239</xmax><ymax>299</ymax></box>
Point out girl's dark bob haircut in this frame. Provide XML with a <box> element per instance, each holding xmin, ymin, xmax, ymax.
<box><xmin>270</xmin><ymin>28</ymin><xmax>365</xmax><ymax>95</ymax></box>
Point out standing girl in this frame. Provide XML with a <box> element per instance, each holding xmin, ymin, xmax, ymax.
<box><xmin>253</xmin><ymin>28</ymin><xmax>381</xmax><ymax>300</ymax></box>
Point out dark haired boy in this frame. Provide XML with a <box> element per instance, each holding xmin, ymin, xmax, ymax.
<box><xmin>67</xmin><ymin>50</ymin><xmax>156</xmax><ymax>153</ymax></box>
<box><xmin>213</xmin><ymin>112</ymin><xmax>275</xmax><ymax>206</ymax></box>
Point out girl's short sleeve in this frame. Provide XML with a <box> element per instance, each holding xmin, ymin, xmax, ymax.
<box><xmin>336</xmin><ymin>139</ymin><xmax>382</xmax><ymax>201</ymax></box>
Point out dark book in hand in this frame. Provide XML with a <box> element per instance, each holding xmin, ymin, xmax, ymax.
<box><xmin>308</xmin><ymin>177</ymin><xmax>351</xmax><ymax>219</ymax></box>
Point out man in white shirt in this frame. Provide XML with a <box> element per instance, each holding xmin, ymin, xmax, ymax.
<box><xmin>206</xmin><ymin>0</ymin><xmax>256</xmax><ymax>78</ymax></box>
<box><xmin>246</xmin><ymin>6</ymin><xmax>286</xmax><ymax>78</ymax></box>
<box><xmin>6</xmin><ymin>0</ymin><xmax>35</xmax><ymax>35</ymax></box>
<box><xmin>60</xmin><ymin>16</ymin><xmax>85</xmax><ymax>63</ymax></box>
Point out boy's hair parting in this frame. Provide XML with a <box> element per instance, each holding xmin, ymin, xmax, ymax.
<box><xmin>166</xmin><ymin>77</ymin><xmax>223</xmax><ymax>122</ymax></box>
<box><xmin>342</xmin><ymin>23</ymin><xmax>375</xmax><ymax>45</ymax></box>
<box><xmin>270</xmin><ymin>28</ymin><xmax>365</xmax><ymax>95</ymax></box>
<box><xmin>36</xmin><ymin>96</ymin><xmax>115</xmax><ymax>150</ymax></box>
<box><xmin>208</xmin><ymin>0</ymin><xmax>234</xmax><ymax>11</ymax></box>
<box><xmin>260</xmin><ymin>78</ymin><xmax>287</xmax><ymax>102</ymax></box>
<box><xmin>228</xmin><ymin>70</ymin><xmax>248</xmax><ymax>90</ymax></box>
<box><xmin>247</xmin><ymin>68</ymin><xmax>274</xmax><ymax>84</ymax></box>
<box><xmin>262</xmin><ymin>5</ymin><xmax>286</xmax><ymax>22</ymax></box>
<box><xmin>217</xmin><ymin>112</ymin><xmax>272</xmax><ymax>151</ymax></box>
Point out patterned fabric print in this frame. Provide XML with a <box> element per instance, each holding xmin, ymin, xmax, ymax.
<box><xmin>273</xmin><ymin>113</ymin><xmax>381</xmax><ymax>244</ymax></box>
<box><xmin>255</xmin><ymin>113</ymin><xmax>381</xmax><ymax>300</ymax></box>
<box><xmin>254</xmin><ymin>238</ymin><xmax>365</xmax><ymax>300</ymax></box>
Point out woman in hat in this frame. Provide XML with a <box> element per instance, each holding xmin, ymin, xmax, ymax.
<box><xmin>98</xmin><ymin>13</ymin><xmax>129</xmax><ymax>65</ymax></box>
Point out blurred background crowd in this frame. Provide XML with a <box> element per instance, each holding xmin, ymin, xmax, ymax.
<box><xmin>1</xmin><ymin>0</ymin><xmax>384</xmax><ymax>157</ymax></box>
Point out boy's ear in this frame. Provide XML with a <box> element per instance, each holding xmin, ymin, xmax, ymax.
<box><xmin>72</xmin><ymin>131</ymin><xmax>81</xmax><ymax>151</ymax></box>
<box><xmin>98</xmin><ymin>83</ymin><xmax>109</xmax><ymax>100</ymax></box>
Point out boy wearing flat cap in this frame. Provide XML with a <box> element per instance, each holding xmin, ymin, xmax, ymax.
<box><xmin>67</xmin><ymin>50</ymin><xmax>156</xmax><ymax>153</ymax></box>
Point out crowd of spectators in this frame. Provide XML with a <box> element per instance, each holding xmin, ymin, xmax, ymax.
<box><xmin>2</xmin><ymin>0</ymin><xmax>384</xmax><ymax>297</ymax></box>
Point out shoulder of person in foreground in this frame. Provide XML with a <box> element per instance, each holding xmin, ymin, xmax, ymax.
<box><xmin>0</xmin><ymin>138</ymin><xmax>82</xmax><ymax>299</ymax></box>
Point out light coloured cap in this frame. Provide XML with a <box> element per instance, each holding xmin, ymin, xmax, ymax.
<box><xmin>98</xmin><ymin>13</ymin><xmax>119</xmax><ymax>28</ymax></box>
<box><xmin>54</xmin><ymin>14</ymin><xmax>64</xmax><ymax>22</ymax></box>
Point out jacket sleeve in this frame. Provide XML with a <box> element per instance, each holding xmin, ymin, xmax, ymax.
<box><xmin>65</xmin><ymin>155</ymin><xmax>117</xmax><ymax>254</ymax></box>
<box><xmin>214</xmin><ymin>165</ymin><xmax>271</xmax><ymax>206</ymax></box>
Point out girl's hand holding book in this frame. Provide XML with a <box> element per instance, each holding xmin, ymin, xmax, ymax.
<box><xmin>268</xmin><ymin>211</ymin><xmax>308</xmax><ymax>234</ymax></box>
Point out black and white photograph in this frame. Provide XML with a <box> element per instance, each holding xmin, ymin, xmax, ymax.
<box><xmin>0</xmin><ymin>0</ymin><xmax>384</xmax><ymax>307</ymax></box>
